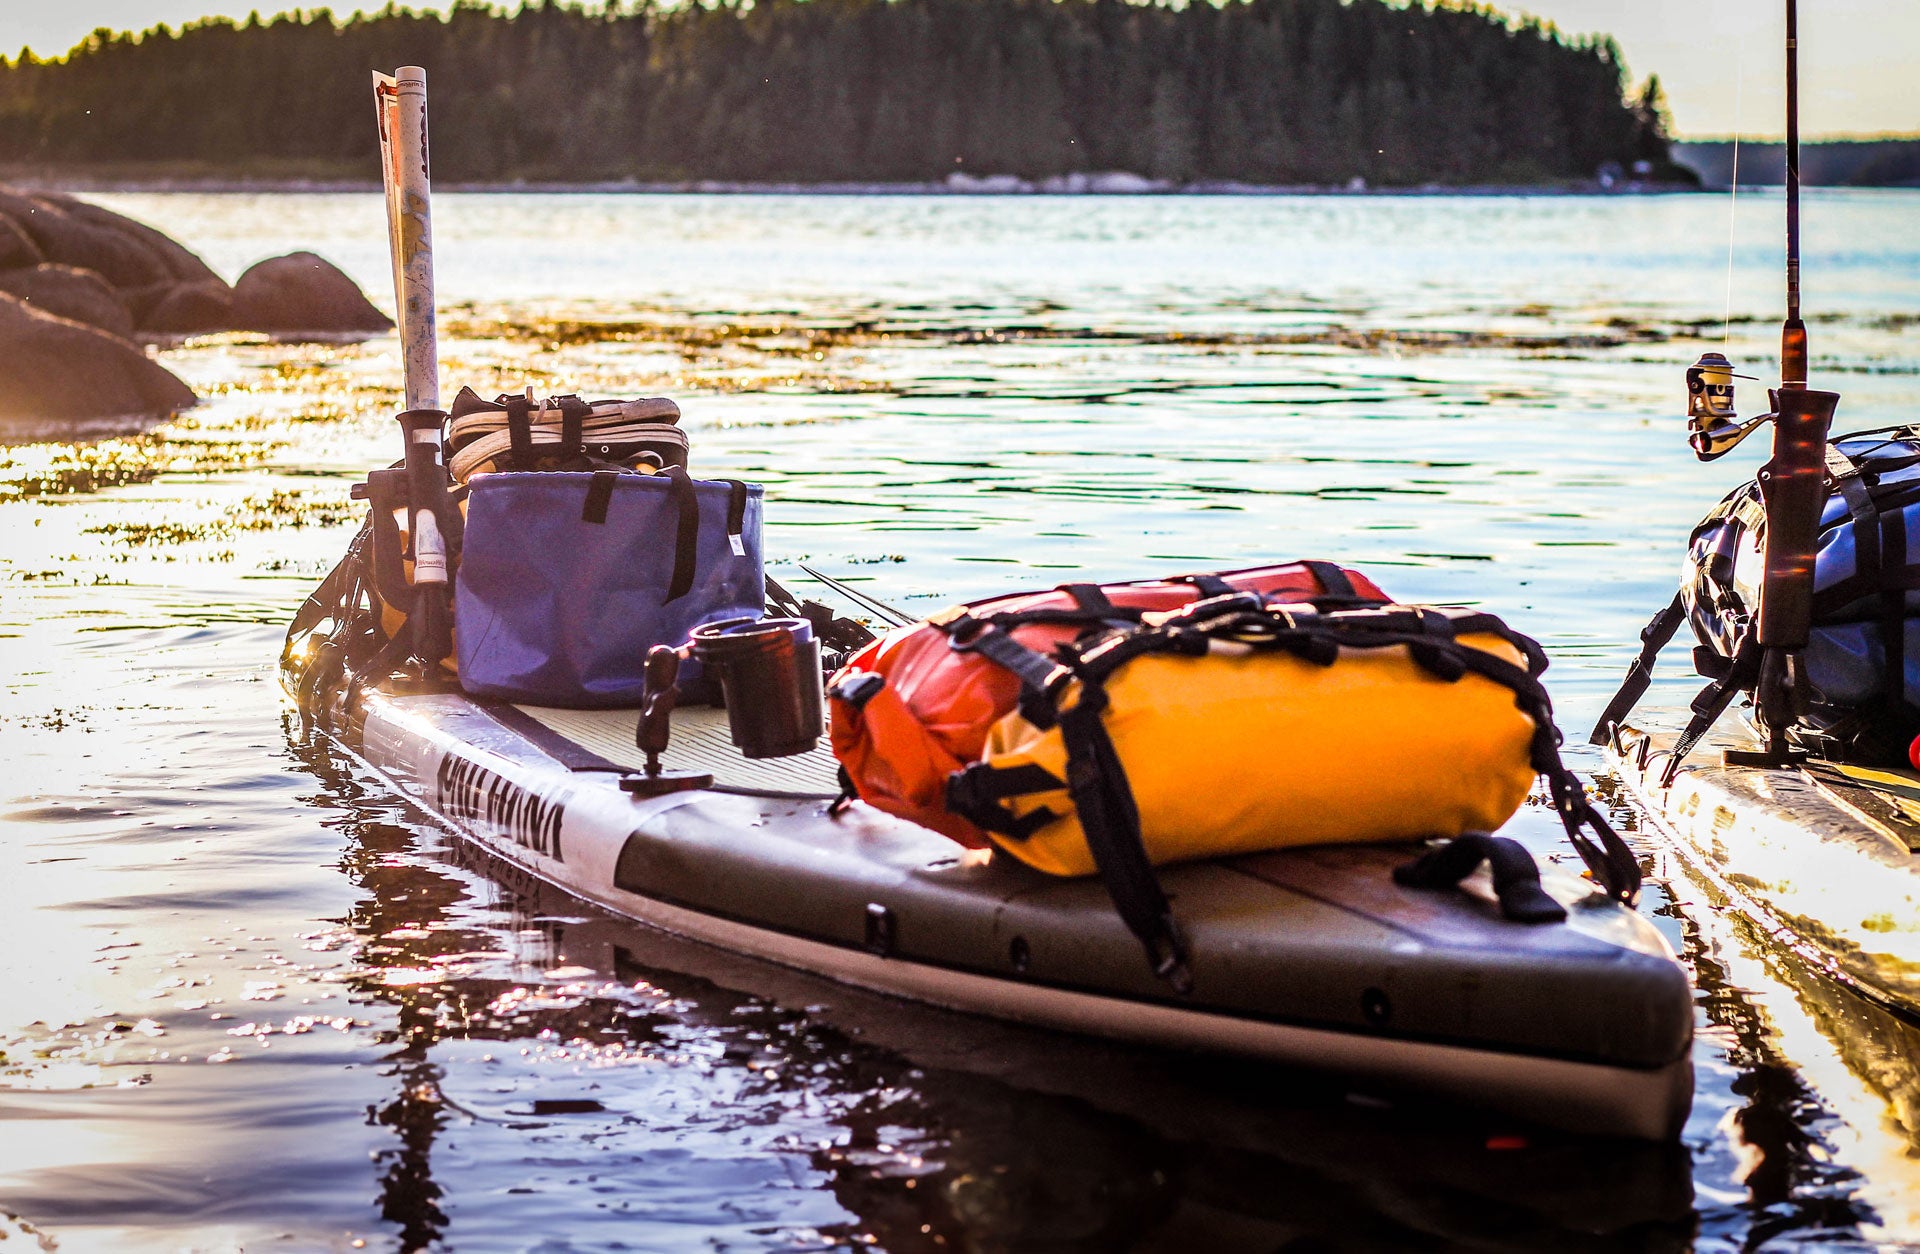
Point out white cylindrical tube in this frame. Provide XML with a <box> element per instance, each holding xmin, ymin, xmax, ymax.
<box><xmin>377</xmin><ymin>65</ymin><xmax>439</xmax><ymax>413</ymax></box>
<box><xmin>412</xmin><ymin>510</ymin><xmax>448</xmax><ymax>585</ymax></box>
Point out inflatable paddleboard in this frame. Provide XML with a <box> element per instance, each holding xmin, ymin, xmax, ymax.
<box><xmin>286</xmin><ymin>659</ymin><xmax>1695</xmax><ymax>1140</ymax></box>
<box><xmin>316</xmin><ymin>63</ymin><xmax>1694</xmax><ymax>1142</ymax></box>
<box><xmin>1609</xmin><ymin>718</ymin><xmax>1920</xmax><ymax>1024</ymax></box>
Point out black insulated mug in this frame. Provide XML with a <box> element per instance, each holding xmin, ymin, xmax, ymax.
<box><xmin>689</xmin><ymin>616</ymin><xmax>825</xmax><ymax>759</ymax></box>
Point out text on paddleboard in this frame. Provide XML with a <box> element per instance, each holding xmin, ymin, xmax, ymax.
<box><xmin>437</xmin><ymin>756</ymin><xmax>566</xmax><ymax>863</ymax></box>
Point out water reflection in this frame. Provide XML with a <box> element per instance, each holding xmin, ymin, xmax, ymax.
<box><xmin>1666</xmin><ymin>866</ymin><xmax>1920</xmax><ymax>1248</ymax></box>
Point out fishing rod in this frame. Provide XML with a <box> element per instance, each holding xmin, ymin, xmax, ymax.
<box><xmin>1676</xmin><ymin>0</ymin><xmax>1840</xmax><ymax>769</ymax></box>
<box><xmin>1781</xmin><ymin>0</ymin><xmax>1807</xmax><ymax>390</ymax></box>
<box><xmin>798</xmin><ymin>563</ymin><xmax>915</xmax><ymax>627</ymax></box>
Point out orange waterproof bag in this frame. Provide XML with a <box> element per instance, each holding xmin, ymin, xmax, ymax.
<box><xmin>826</xmin><ymin>562</ymin><xmax>1386</xmax><ymax>845</ymax></box>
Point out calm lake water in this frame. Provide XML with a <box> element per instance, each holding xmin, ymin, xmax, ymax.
<box><xmin>3</xmin><ymin>189</ymin><xmax>1919</xmax><ymax>1251</ymax></box>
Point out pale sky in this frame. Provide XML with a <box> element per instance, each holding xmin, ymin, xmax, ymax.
<box><xmin>6</xmin><ymin>0</ymin><xmax>1916</xmax><ymax>139</ymax></box>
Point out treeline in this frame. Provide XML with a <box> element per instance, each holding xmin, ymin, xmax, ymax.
<box><xmin>1674</xmin><ymin>139</ymin><xmax>1920</xmax><ymax>189</ymax></box>
<box><xmin>0</xmin><ymin>0</ymin><xmax>1681</xmax><ymax>187</ymax></box>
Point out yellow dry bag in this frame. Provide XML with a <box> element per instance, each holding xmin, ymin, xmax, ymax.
<box><xmin>965</xmin><ymin>629</ymin><xmax>1538</xmax><ymax>878</ymax></box>
<box><xmin>941</xmin><ymin>595</ymin><xmax>1639</xmax><ymax>988</ymax></box>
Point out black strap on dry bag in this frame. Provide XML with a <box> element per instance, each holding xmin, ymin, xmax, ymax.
<box><xmin>557</xmin><ymin>395</ymin><xmax>590</xmax><ymax>460</ymax></box>
<box><xmin>1300</xmin><ymin>559</ymin><xmax>1358</xmax><ymax>599</ymax></box>
<box><xmin>1056</xmin><ymin>681</ymin><xmax>1192</xmax><ymax>992</ymax></box>
<box><xmin>1408</xmin><ymin>625</ymin><xmax>1640</xmax><ymax>905</ymax></box>
<box><xmin>1661</xmin><ymin>636</ymin><xmax>1763</xmax><ymax>783</ymax></box>
<box><xmin>937</xmin><ymin>612</ymin><xmax>1188</xmax><ymax>989</ymax></box>
<box><xmin>943</xmin><ymin>615</ymin><xmax>1074</xmax><ymax>728</ymax></box>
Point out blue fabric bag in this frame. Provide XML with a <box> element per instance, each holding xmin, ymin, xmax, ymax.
<box><xmin>455</xmin><ymin>468</ymin><xmax>764</xmax><ymax>706</ymax></box>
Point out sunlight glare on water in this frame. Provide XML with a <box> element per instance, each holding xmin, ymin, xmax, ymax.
<box><xmin>2</xmin><ymin>189</ymin><xmax>1918</xmax><ymax>1250</ymax></box>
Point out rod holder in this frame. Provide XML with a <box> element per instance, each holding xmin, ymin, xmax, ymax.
<box><xmin>1722</xmin><ymin>386</ymin><xmax>1840</xmax><ymax>767</ymax></box>
<box><xmin>1755</xmin><ymin>388</ymin><xmax>1839</xmax><ymax>650</ymax></box>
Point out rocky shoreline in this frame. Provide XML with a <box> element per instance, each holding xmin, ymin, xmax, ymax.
<box><xmin>0</xmin><ymin>186</ymin><xmax>390</xmax><ymax>422</ymax></box>
<box><xmin>7</xmin><ymin>173</ymin><xmax>1693</xmax><ymax>197</ymax></box>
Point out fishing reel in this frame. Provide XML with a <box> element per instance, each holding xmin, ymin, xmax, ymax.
<box><xmin>1685</xmin><ymin>351</ymin><xmax>1770</xmax><ymax>460</ymax></box>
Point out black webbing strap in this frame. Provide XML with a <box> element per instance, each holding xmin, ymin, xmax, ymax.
<box><xmin>1056</xmin><ymin>682</ymin><xmax>1192</xmax><ymax>993</ymax></box>
<box><xmin>1544</xmin><ymin>765</ymin><xmax>1640</xmax><ymax>904</ymax></box>
<box><xmin>1661</xmin><ymin>637</ymin><xmax>1763</xmax><ymax>785</ymax></box>
<box><xmin>1882</xmin><ymin>498</ymin><xmax>1910</xmax><ymax>725</ymax></box>
<box><xmin>503</xmin><ymin>395</ymin><xmax>535</xmax><ymax>469</ymax></box>
<box><xmin>581</xmin><ymin>470</ymin><xmax>618</xmax><ymax>524</ymax></box>
<box><xmin>1431</xmin><ymin>637</ymin><xmax>1642</xmax><ymax>905</ymax></box>
<box><xmin>722</xmin><ymin>479</ymin><xmax>749</xmax><ymax>556</ymax></box>
<box><xmin>1392</xmin><ymin>833</ymin><xmax>1567</xmax><ymax>923</ymax></box>
<box><xmin>1811</xmin><ymin>441</ymin><xmax>1883</xmax><ymax>616</ymax></box>
<box><xmin>344</xmin><ymin>624</ymin><xmax>415</xmax><ymax>695</ymax></box>
<box><xmin>945</xmin><ymin>762</ymin><xmax>1065</xmax><ymax>840</ymax></box>
<box><xmin>1182</xmin><ymin>573</ymin><xmax>1235</xmax><ymax>598</ymax></box>
<box><xmin>1588</xmin><ymin>592</ymin><xmax>1689</xmax><ymax>746</ymax></box>
<box><xmin>661</xmin><ymin>466</ymin><xmax>699</xmax><ymax>604</ymax></box>
<box><xmin>829</xmin><ymin>762</ymin><xmax>859</xmax><ymax>816</ymax></box>
<box><xmin>828</xmin><ymin>670</ymin><xmax>886</xmax><ymax>711</ymax></box>
<box><xmin>556</xmin><ymin>395</ymin><xmax>589</xmax><ymax>458</ymax></box>
<box><xmin>1300</xmin><ymin>560</ymin><xmax>1357</xmax><ymax>599</ymax></box>
<box><xmin>1059</xmin><ymin>583</ymin><xmax>1115</xmax><ymax>613</ymax></box>
<box><xmin>1827</xmin><ymin>442</ymin><xmax>1875</xmax><ymax>519</ymax></box>
<box><xmin>1841</xmin><ymin>433</ymin><xmax>1913</xmax><ymax>727</ymax></box>
<box><xmin>286</xmin><ymin>521</ymin><xmax>366</xmax><ymax>645</ymax></box>
<box><xmin>942</xmin><ymin>619</ymin><xmax>1072</xmax><ymax>725</ymax></box>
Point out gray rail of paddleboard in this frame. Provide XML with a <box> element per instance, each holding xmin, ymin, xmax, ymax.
<box><xmin>614</xmin><ymin>788</ymin><xmax>1691</xmax><ymax>1072</ymax></box>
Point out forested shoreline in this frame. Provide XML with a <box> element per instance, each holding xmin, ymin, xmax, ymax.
<box><xmin>1673</xmin><ymin>139</ymin><xmax>1920</xmax><ymax>189</ymax></box>
<box><xmin>0</xmin><ymin>0</ymin><xmax>1687</xmax><ymax>188</ymax></box>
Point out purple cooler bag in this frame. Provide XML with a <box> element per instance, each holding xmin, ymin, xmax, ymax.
<box><xmin>455</xmin><ymin>468</ymin><xmax>764</xmax><ymax>706</ymax></box>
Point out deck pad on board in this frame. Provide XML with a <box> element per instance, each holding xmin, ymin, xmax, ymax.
<box><xmin>513</xmin><ymin>702</ymin><xmax>840</xmax><ymax>796</ymax></box>
<box><xmin>1231</xmin><ymin>845</ymin><xmax>1626</xmax><ymax>956</ymax></box>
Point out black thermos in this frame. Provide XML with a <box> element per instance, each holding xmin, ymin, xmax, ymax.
<box><xmin>689</xmin><ymin>617</ymin><xmax>825</xmax><ymax>759</ymax></box>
